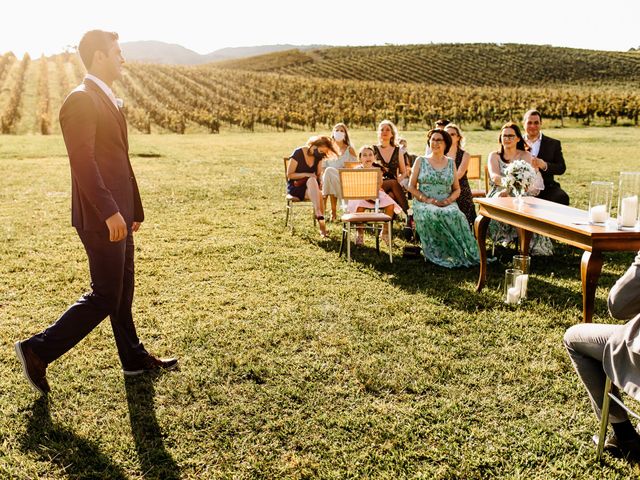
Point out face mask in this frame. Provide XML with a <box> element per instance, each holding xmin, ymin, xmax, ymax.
<box><xmin>333</xmin><ymin>131</ymin><xmax>345</xmax><ymax>142</ymax></box>
<box><xmin>313</xmin><ymin>149</ymin><xmax>325</xmax><ymax>161</ymax></box>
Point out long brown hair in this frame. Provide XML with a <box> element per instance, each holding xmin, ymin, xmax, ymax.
<box><xmin>306</xmin><ymin>135</ymin><xmax>338</xmax><ymax>157</ymax></box>
<box><xmin>498</xmin><ymin>122</ymin><xmax>528</xmax><ymax>160</ymax></box>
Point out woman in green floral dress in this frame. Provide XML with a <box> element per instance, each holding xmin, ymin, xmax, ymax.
<box><xmin>407</xmin><ymin>129</ymin><xmax>480</xmax><ymax>268</ymax></box>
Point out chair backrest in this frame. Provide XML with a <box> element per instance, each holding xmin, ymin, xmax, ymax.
<box><xmin>467</xmin><ymin>154</ymin><xmax>481</xmax><ymax>180</ymax></box>
<box><xmin>339</xmin><ymin>168</ymin><xmax>381</xmax><ymax>201</ymax></box>
<box><xmin>343</xmin><ymin>161</ymin><xmax>360</xmax><ymax>169</ymax></box>
<box><xmin>484</xmin><ymin>164</ymin><xmax>490</xmax><ymax>194</ymax></box>
<box><xmin>283</xmin><ymin>157</ymin><xmax>289</xmax><ymax>180</ymax></box>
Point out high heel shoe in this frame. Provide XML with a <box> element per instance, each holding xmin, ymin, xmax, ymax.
<box><xmin>317</xmin><ymin>216</ymin><xmax>328</xmax><ymax>238</ymax></box>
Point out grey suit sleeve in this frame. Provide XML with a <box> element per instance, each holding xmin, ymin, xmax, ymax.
<box><xmin>608</xmin><ymin>251</ymin><xmax>640</xmax><ymax>320</ymax></box>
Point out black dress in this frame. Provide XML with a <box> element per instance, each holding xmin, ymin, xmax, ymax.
<box><xmin>287</xmin><ymin>147</ymin><xmax>320</xmax><ymax>200</ymax></box>
<box><xmin>373</xmin><ymin>145</ymin><xmax>401</xmax><ymax>179</ymax></box>
<box><xmin>454</xmin><ymin>149</ymin><xmax>476</xmax><ymax>228</ymax></box>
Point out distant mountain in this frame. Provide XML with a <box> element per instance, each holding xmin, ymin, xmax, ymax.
<box><xmin>121</xmin><ymin>41</ymin><xmax>328</xmax><ymax>65</ymax></box>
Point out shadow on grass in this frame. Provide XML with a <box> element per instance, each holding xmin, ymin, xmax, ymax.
<box><xmin>319</xmin><ymin>234</ymin><xmax>633</xmax><ymax>317</ymax></box>
<box><xmin>124</xmin><ymin>374</ymin><xmax>181</xmax><ymax>480</ymax></box>
<box><xmin>21</xmin><ymin>396</ymin><xmax>128</xmax><ymax>479</ymax></box>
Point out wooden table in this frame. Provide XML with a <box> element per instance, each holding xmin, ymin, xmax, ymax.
<box><xmin>473</xmin><ymin>197</ymin><xmax>640</xmax><ymax>322</ymax></box>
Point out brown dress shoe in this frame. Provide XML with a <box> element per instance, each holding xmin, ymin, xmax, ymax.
<box><xmin>15</xmin><ymin>341</ymin><xmax>50</xmax><ymax>395</ymax></box>
<box><xmin>123</xmin><ymin>354</ymin><xmax>179</xmax><ymax>376</ymax></box>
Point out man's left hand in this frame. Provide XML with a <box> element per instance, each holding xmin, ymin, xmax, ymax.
<box><xmin>531</xmin><ymin>156</ymin><xmax>547</xmax><ymax>171</ymax></box>
<box><xmin>132</xmin><ymin>222</ymin><xmax>142</xmax><ymax>232</ymax></box>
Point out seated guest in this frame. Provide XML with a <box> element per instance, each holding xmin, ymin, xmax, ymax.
<box><xmin>397</xmin><ymin>137</ymin><xmax>417</xmax><ymax>186</ymax></box>
<box><xmin>323</xmin><ymin>123</ymin><xmax>357</xmax><ymax>222</ymax></box>
<box><xmin>425</xmin><ymin>119</ymin><xmax>450</xmax><ymax>154</ymax></box>
<box><xmin>487</xmin><ymin>122</ymin><xmax>553</xmax><ymax>256</ymax></box>
<box><xmin>288</xmin><ymin>136</ymin><xmax>337</xmax><ymax>238</ymax></box>
<box><xmin>373</xmin><ymin>120</ymin><xmax>409</xmax><ymax>215</ymax></box>
<box><xmin>445</xmin><ymin>123</ymin><xmax>476</xmax><ymax>228</ymax></box>
<box><xmin>564</xmin><ymin>251</ymin><xmax>640</xmax><ymax>461</ymax></box>
<box><xmin>523</xmin><ymin>109</ymin><xmax>570</xmax><ymax>205</ymax></box>
<box><xmin>348</xmin><ymin>146</ymin><xmax>402</xmax><ymax>246</ymax></box>
<box><xmin>406</xmin><ymin>129</ymin><xmax>480</xmax><ymax>268</ymax></box>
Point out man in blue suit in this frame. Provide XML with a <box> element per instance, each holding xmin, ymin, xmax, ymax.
<box><xmin>15</xmin><ymin>30</ymin><xmax>177</xmax><ymax>395</ymax></box>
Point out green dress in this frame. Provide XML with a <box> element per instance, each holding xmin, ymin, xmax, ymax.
<box><xmin>413</xmin><ymin>156</ymin><xmax>481</xmax><ymax>268</ymax></box>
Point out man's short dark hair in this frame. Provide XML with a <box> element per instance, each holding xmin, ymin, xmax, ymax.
<box><xmin>434</xmin><ymin>118</ymin><xmax>450</xmax><ymax>128</ymax></box>
<box><xmin>523</xmin><ymin>109</ymin><xmax>542</xmax><ymax>122</ymax></box>
<box><xmin>78</xmin><ymin>30</ymin><xmax>119</xmax><ymax>69</ymax></box>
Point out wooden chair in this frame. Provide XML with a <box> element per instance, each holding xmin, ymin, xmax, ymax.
<box><xmin>343</xmin><ymin>161</ymin><xmax>360</xmax><ymax>169</ymax></box>
<box><xmin>338</xmin><ymin>168</ymin><xmax>393</xmax><ymax>263</ymax></box>
<box><xmin>283</xmin><ymin>157</ymin><xmax>316</xmax><ymax>233</ymax></box>
<box><xmin>484</xmin><ymin>164</ymin><xmax>491</xmax><ymax>195</ymax></box>
<box><xmin>467</xmin><ymin>154</ymin><xmax>486</xmax><ymax>198</ymax></box>
<box><xmin>596</xmin><ymin>377</ymin><xmax>640</xmax><ymax>462</ymax></box>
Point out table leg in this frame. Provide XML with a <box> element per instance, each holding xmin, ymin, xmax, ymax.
<box><xmin>516</xmin><ymin>228</ymin><xmax>532</xmax><ymax>255</ymax></box>
<box><xmin>475</xmin><ymin>214</ymin><xmax>491</xmax><ymax>291</ymax></box>
<box><xmin>581</xmin><ymin>250</ymin><xmax>604</xmax><ymax>323</ymax></box>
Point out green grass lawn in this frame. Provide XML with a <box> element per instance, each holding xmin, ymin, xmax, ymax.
<box><xmin>1</xmin><ymin>127</ymin><xmax>640</xmax><ymax>479</ymax></box>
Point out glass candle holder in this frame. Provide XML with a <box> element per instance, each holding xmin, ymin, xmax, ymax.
<box><xmin>617</xmin><ymin>172</ymin><xmax>640</xmax><ymax>230</ymax></box>
<box><xmin>513</xmin><ymin>255</ymin><xmax>530</xmax><ymax>300</ymax></box>
<box><xmin>504</xmin><ymin>268</ymin><xmax>523</xmax><ymax>305</ymax></box>
<box><xmin>589</xmin><ymin>181</ymin><xmax>614</xmax><ymax>226</ymax></box>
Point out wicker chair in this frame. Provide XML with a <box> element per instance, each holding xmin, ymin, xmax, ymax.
<box><xmin>283</xmin><ymin>157</ymin><xmax>316</xmax><ymax>233</ymax></box>
<box><xmin>338</xmin><ymin>168</ymin><xmax>393</xmax><ymax>263</ymax></box>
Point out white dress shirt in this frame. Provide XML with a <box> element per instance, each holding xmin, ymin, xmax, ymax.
<box><xmin>85</xmin><ymin>74</ymin><xmax>119</xmax><ymax>109</ymax></box>
<box><xmin>525</xmin><ymin>132</ymin><xmax>542</xmax><ymax>157</ymax></box>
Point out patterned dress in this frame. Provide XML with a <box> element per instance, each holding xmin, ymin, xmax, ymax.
<box><xmin>487</xmin><ymin>156</ymin><xmax>554</xmax><ymax>256</ymax></box>
<box><xmin>454</xmin><ymin>149</ymin><xmax>476</xmax><ymax>227</ymax></box>
<box><xmin>413</xmin><ymin>156</ymin><xmax>481</xmax><ymax>268</ymax></box>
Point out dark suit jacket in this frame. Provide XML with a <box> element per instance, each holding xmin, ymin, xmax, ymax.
<box><xmin>59</xmin><ymin>79</ymin><xmax>143</xmax><ymax>232</ymax></box>
<box><xmin>537</xmin><ymin>134</ymin><xmax>566</xmax><ymax>190</ymax></box>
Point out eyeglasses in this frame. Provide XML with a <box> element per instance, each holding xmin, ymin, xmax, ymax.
<box><xmin>501</xmin><ymin>134</ymin><xmax>517</xmax><ymax>139</ymax></box>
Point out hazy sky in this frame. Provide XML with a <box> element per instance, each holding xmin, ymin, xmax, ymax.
<box><xmin>3</xmin><ymin>0</ymin><xmax>639</xmax><ymax>56</ymax></box>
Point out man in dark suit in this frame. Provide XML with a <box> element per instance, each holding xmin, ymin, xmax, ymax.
<box><xmin>523</xmin><ymin>109</ymin><xmax>570</xmax><ymax>205</ymax></box>
<box><xmin>15</xmin><ymin>30</ymin><xmax>177</xmax><ymax>395</ymax></box>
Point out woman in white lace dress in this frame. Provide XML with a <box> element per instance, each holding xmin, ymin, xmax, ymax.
<box><xmin>323</xmin><ymin>123</ymin><xmax>356</xmax><ymax>221</ymax></box>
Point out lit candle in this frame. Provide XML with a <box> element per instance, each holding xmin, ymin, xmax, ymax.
<box><xmin>518</xmin><ymin>274</ymin><xmax>529</xmax><ymax>299</ymax></box>
<box><xmin>620</xmin><ymin>195</ymin><xmax>638</xmax><ymax>228</ymax></box>
<box><xmin>590</xmin><ymin>204</ymin><xmax>608</xmax><ymax>224</ymax></box>
<box><xmin>507</xmin><ymin>286</ymin><xmax>521</xmax><ymax>304</ymax></box>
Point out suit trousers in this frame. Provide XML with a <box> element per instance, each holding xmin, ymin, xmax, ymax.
<box><xmin>564</xmin><ymin>323</ymin><xmax>628</xmax><ymax>423</ymax></box>
<box><xmin>538</xmin><ymin>184</ymin><xmax>570</xmax><ymax>205</ymax></box>
<box><xmin>26</xmin><ymin>228</ymin><xmax>148</xmax><ymax>369</ymax></box>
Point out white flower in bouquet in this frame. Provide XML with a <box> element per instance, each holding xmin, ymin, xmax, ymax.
<box><xmin>501</xmin><ymin>160</ymin><xmax>537</xmax><ymax>196</ymax></box>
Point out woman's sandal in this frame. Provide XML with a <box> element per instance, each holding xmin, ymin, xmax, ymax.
<box><xmin>317</xmin><ymin>216</ymin><xmax>329</xmax><ymax>238</ymax></box>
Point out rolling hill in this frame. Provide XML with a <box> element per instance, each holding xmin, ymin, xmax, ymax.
<box><xmin>213</xmin><ymin>43</ymin><xmax>640</xmax><ymax>86</ymax></box>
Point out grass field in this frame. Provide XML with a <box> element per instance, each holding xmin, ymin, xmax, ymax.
<box><xmin>1</xmin><ymin>127</ymin><xmax>640</xmax><ymax>478</ymax></box>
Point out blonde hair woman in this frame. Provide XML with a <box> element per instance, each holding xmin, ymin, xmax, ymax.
<box><xmin>373</xmin><ymin>119</ymin><xmax>408</xmax><ymax>214</ymax></box>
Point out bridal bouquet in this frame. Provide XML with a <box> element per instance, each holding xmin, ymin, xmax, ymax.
<box><xmin>501</xmin><ymin>160</ymin><xmax>537</xmax><ymax>197</ymax></box>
